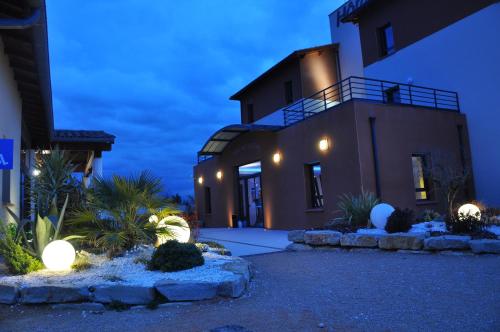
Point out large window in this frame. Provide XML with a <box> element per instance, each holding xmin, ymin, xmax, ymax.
<box><xmin>284</xmin><ymin>80</ymin><xmax>293</xmax><ymax>105</ymax></box>
<box><xmin>306</xmin><ymin>163</ymin><xmax>324</xmax><ymax>208</ymax></box>
<box><xmin>412</xmin><ymin>154</ymin><xmax>430</xmax><ymax>201</ymax></box>
<box><xmin>378</xmin><ymin>23</ymin><xmax>395</xmax><ymax>56</ymax></box>
<box><xmin>204</xmin><ymin>187</ymin><xmax>212</xmax><ymax>214</ymax></box>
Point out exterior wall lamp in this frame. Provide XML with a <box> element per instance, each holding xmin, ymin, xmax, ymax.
<box><xmin>198</xmin><ymin>176</ymin><xmax>204</xmax><ymax>185</ymax></box>
<box><xmin>318</xmin><ymin>137</ymin><xmax>330</xmax><ymax>152</ymax></box>
<box><xmin>273</xmin><ymin>152</ymin><xmax>282</xmax><ymax>164</ymax></box>
<box><xmin>216</xmin><ymin>170</ymin><xmax>223</xmax><ymax>181</ymax></box>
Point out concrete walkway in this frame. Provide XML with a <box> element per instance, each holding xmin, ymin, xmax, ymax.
<box><xmin>198</xmin><ymin>228</ymin><xmax>291</xmax><ymax>256</ymax></box>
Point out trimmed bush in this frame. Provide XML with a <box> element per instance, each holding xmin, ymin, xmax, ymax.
<box><xmin>385</xmin><ymin>208</ymin><xmax>414</xmax><ymax>233</ymax></box>
<box><xmin>0</xmin><ymin>226</ymin><xmax>43</xmax><ymax>275</ymax></box>
<box><xmin>148</xmin><ymin>240</ymin><xmax>204</xmax><ymax>272</ymax></box>
<box><xmin>446</xmin><ymin>213</ymin><xmax>485</xmax><ymax>234</ymax></box>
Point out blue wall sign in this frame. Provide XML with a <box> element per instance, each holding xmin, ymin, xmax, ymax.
<box><xmin>0</xmin><ymin>139</ymin><xmax>14</xmax><ymax>170</ymax></box>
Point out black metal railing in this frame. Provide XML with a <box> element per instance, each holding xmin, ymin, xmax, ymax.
<box><xmin>283</xmin><ymin>76</ymin><xmax>460</xmax><ymax>126</ymax></box>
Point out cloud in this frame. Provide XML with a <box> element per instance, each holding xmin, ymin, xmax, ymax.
<box><xmin>47</xmin><ymin>0</ymin><xmax>343</xmax><ymax>196</ymax></box>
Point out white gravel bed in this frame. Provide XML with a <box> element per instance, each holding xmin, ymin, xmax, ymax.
<box><xmin>0</xmin><ymin>246</ymin><xmax>237</xmax><ymax>288</ymax></box>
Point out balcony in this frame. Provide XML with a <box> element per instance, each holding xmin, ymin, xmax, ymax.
<box><xmin>254</xmin><ymin>76</ymin><xmax>460</xmax><ymax>127</ymax></box>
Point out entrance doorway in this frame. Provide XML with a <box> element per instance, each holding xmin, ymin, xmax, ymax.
<box><xmin>238</xmin><ymin>161</ymin><xmax>264</xmax><ymax>228</ymax></box>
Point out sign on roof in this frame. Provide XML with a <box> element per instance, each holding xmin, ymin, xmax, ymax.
<box><xmin>0</xmin><ymin>139</ymin><xmax>14</xmax><ymax>170</ymax></box>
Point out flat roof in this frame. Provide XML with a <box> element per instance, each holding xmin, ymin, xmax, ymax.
<box><xmin>230</xmin><ymin>44</ymin><xmax>338</xmax><ymax>101</ymax></box>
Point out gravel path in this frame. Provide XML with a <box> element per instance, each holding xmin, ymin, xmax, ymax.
<box><xmin>1</xmin><ymin>250</ymin><xmax>499</xmax><ymax>332</ymax></box>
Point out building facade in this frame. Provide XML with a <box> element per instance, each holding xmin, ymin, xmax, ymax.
<box><xmin>0</xmin><ymin>1</ymin><xmax>114</xmax><ymax>224</ymax></box>
<box><xmin>194</xmin><ymin>42</ymin><xmax>473</xmax><ymax>229</ymax></box>
<box><xmin>335</xmin><ymin>0</ymin><xmax>500</xmax><ymax>206</ymax></box>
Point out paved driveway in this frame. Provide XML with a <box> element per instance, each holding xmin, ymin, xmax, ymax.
<box><xmin>198</xmin><ymin>228</ymin><xmax>291</xmax><ymax>256</ymax></box>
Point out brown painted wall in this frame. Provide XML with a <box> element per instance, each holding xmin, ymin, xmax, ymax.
<box><xmin>194</xmin><ymin>100</ymin><xmax>472</xmax><ymax>230</ymax></box>
<box><xmin>299</xmin><ymin>47</ymin><xmax>340</xmax><ymax>98</ymax></box>
<box><xmin>357</xmin><ymin>0</ymin><xmax>497</xmax><ymax>66</ymax></box>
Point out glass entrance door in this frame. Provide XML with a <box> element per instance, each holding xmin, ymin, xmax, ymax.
<box><xmin>238</xmin><ymin>162</ymin><xmax>264</xmax><ymax>228</ymax></box>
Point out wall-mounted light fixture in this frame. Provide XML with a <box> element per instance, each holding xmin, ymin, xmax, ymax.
<box><xmin>273</xmin><ymin>152</ymin><xmax>282</xmax><ymax>165</ymax></box>
<box><xmin>32</xmin><ymin>169</ymin><xmax>41</xmax><ymax>177</ymax></box>
<box><xmin>318</xmin><ymin>137</ymin><xmax>330</xmax><ymax>152</ymax></box>
<box><xmin>216</xmin><ymin>170</ymin><xmax>223</xmax><ymax>181</ymax></box>
<box><xmin>198</xmin><ymin>176</ymin><xmax>204</xmax><ymax>185</ymax></box>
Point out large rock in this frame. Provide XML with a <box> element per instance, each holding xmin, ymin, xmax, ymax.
<box><xmin>0</xmin><ymin>284</ymin><xmax>18</xmax><ymax>304</ymax></box>
<box><xmin>19</xmin><ymin>286</ymin><xmax>90</xmax><ymax>304</ymax></box>
<box><xmin>424</xmin><ymin>235</ymin><xmax>471</xmax><ymax>251</ymax></box>
<box><xmin>288</xmin><ymin>230</ymin><xmax>306</xmax><ymax>243</ymax></box>
<box><xmin>155</xmin><ymin>280</ymin><xmax>218</xmax><ymax>301</ymax></box>
<box><xmin>304</xmin><ymin>231</ymin><xmax>342</xmax><ymax>246</ymax></box>
<box><xmin>91</xmin><ymin>285</ymin><xmax>155</xmax><ymax>304</ymax></box>
<box><xmin>286</xmin><ymin>243</ymin><xmax>314</xmax><ymax>251</ymax></box>
<box><xmin>222</xmin><ymin>258</ymin><xmax>253</xmax><ymax>281</ymax></box>
<box><xmin>340</xmin><ymin>233</ymin><xmax>379</xmax><ymax>248</ymax></box>
<box><xmin>378</xmin><ymin>233</ymin><xmax>424</xmax><ymax>250</ymax></box>
<box><xmin>469</xmin><ymin>239</ymin><xmax>500</xmax><ymax>254</ymax></box>
<box><xmin>217</xmin><ymin>274</ymin><xmax>246</xmax><ymax>298</ymax></box>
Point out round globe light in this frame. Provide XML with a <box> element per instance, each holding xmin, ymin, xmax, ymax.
<box><xmin>156</xmin><ymin>216</ymin><xmax>191</xmax><ymax>245</ymax></box>
<box><xmin>370</xmin><ymin>203</ymin><xmax>395</xmax><ymax>229</ymax></box>
<box><xmin>42</xmin><ymin>240</ymin><xmax>76</xmax><ymax>270</ymax></box>
<box><xmin>458</xmin><ymin>203</ymin><xmax>481</xmax><ymax>221</ymax></box>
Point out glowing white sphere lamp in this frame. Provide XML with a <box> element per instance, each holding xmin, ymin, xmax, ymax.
<box><xmin>458</xmin><ymin>203</ymin><xmax>481</xmax><ymax>220</ymax></box>
<box><xmin>370</xmin><ymin>203</ymin><xmax>395</xmax><ymax>229</ymax></box>
<box><xmin>42</xmin><ymin>240</ymin><xmax>76</xmax><ymax>270</ymax></box>
<box><xmin>157</xmin><ymin>216</ymin><xmax>191</xmax><ymax>244</ymax></box>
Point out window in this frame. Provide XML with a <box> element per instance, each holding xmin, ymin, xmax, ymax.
<box><xmin>284</xmin><ymin>80</ymin><xmax>293</xmax><ymax>105</ymax></box>
<box><xmin>384</xmin><ymin>86</ymin><xmax>401</xmax><ymax>103</ymax></box>
<box><xmin>247</xmin><ymin>103</ymin><xmax>254</xmax><ymax>123</ymax></box>
<box><xmin>411</xmin><ymin>154</ymin><xmax>430</xmax><ymax>201</ymax></box>
<box><xmin>306</xmin><ymin>163</ymin><xmax>324</xmax><ymax>208</ymax></box>
<box><xmin>204</xmin><ymin>187</ymin><xmax>212</xmax><ymax>214</ymax></box>
<box><xmin>378</xmin><ymin>23</ymin><xmax>395</xmax><ymax>56</ymax></box>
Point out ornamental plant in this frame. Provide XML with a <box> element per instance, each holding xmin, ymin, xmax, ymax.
<box><xmin>148</xmin><ymin>240</ymin><xmax>204</xmax><ymax>272</ymax></box>
<box><xmin>337</xmin><ymin>190</ymin><xmax>379</xmax><ymax>227</ymax></box>
<box><xmin>385</xmin><ymin>208</ymin><xmax>414</xmax><ymax>233</ymax></box>
<box><xmin>0</xmin><ymin>223</ymin><xmax>43</xmax><ymax>275</ymax></box>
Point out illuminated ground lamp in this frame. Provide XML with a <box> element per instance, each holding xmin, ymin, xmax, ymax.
<box><xmin>458</xmin><ymin>203</ymin><xmax>481</xmax><ymax>221</ymax></box>
<box><xmin>273</xmin><ymin>152</ymin><xmax>282</xmax><ymax>165</ymax></box>
<box><xmin>216</xmin><ymin>170</ymin><xmax>223</xmax><ymax>181</ymax></box>
<box><xmin>198</xmin><ymin>176</ymin><xmax>204</xmax><ymax>185</ymax></box>
<box><xmin>318</xmin><ymin>137</ymin><xmax>330</xmax><ymax>152</ymax></box>
<box><xmin>156</xmin><ymin>216</ymin><xmax>191</xmax><ymax>245</ymax></box>
<box><xmin>32</xmin><ymin>169</ymin><xmax>41</xmax><ymax>177</ymax></box>
<box><xmin>42</xmin><ymin>240</ymin><xmax>76</xmax><ymax>270</ymax></box>
<box><xmin>370</xmin><ymin>203</ymin><xmax>395</xmax><ymax>229</ymax></box>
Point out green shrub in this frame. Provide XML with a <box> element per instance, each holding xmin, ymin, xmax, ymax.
<box><xmin>0</xmin><ymin>225</ymin><xmax>43</xmax><ymax>275</ymax></box>
<box><xmin>415</xmin><ymin>209</ymin><xmax>442</xmax><ymax>223</ymax></box>
<box><xmin>148</xmin><ymin>240</ymin><xmax>204</xmax><ymax>272</ymax></box>
<box><xmin>71</xmin><ymin>252</ymin><xmax>92</xmax><ymax>272</ymax></box>
<box><xmin>385</xmin><ymin>208</ymin><xmax>414</xmax><ymax>233</ymax></box>
<box><xmin>446</xmin><ymin>212</ymin><xmax>485</xmax><ymax>234</ymax></box>
<box><xmin>337</xmin><ymin>190</ymin><xmax>379</xmax><ymax>227</ymax></box>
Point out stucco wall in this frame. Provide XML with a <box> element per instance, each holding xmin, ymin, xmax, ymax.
<box><xmin>0</xmin><ymin>39</ymin><xmax>23</xmax><ymax>224</ymax></box>
<box><xmin>363</xmin><ymin>3</ymin><xmax>500</xmax><ymax>206</ymax></box>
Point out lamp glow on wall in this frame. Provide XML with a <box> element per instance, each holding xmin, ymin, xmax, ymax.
<box><xmin>198</xmin><ymin>176</ymin><xmax>203</xmax><ymax>185</ymax></box>
<box><xmin>216</xmin><ymin>170</ymin><xmax>223</xmax><ymax>181</ymax></box>
<box><xmin>273</xmin><ymin>152</ymin><xmax>282</xmax><ymax>165</ymax></box>
<box><xmin>42</xmin><ymin>240</ymin><xmax>76</xmax><ymax>270</ymax></box>
<box><xmin>318</xmin><ymin>137</ymin><xmax>330</xmax><ymax>152</ymax></box>
<box><xmin>458</xmin><ymin>203</ymin><xmax>481</xmax><ymax>221</ymax></box>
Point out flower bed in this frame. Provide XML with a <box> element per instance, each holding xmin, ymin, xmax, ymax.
<box><xmin>287</xmin><ymin>221</ymin><xmax>500</xmax><ymax>255</ymax></box>
<box><xmin>0</xmin><ymin>246</ymin><xmax>252</xmax><ymax>305</ymax></box>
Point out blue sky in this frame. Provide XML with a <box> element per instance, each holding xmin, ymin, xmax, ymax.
<box><xmin>46</xmin><ymin>0</ymin><xmax>344</xmax><ymax>196</ymax></box>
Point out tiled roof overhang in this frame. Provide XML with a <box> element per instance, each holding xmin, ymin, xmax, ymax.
<box><xmin>51</xmin><ymin>130</ymin><xmax>116</xmax><ymax>152</ymax></box>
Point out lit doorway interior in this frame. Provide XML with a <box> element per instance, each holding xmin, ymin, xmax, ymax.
<box><xmin>238</xmin><ymin>161</ymin><xmax>264</xmax><ymax>227</ymax></box>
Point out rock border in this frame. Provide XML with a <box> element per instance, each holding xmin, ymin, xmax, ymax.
<box><xmin>0</xmin><ymin>258</ymin><xmax>252</xmax><ymax>306</ymax></box>
<box><xmin>287</xmin><ymin>230</ymin><xmax>500</xmax><ymax>254</ymax></box>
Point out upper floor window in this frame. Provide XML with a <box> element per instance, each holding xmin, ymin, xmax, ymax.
<box><xmin>411</xmin><ymin>154</ymin><xmax>431</xmax><ymax>201</ymax></box>
<box><xmin>306</xmin><ymin>163</ymin><xmax>324</xmax><ymax>208</ymax></box>
<box><xmin>378</xmin><ymin>23</ymin><xmax>395</xmax><ymax>56</ymax></box>
<box><xmin>284</xmin><ymin>80</ymin><xmax>293</xmax><ymax>105</ymax></box>
<box><xmin>247</xmin><ymin>103</ymin><xmax>254</xmax><ymax>123</ymax></box>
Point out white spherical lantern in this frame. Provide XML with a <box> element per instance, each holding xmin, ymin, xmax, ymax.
<box><xmin>458</xmin><ymin>203</ymin><xmax>481</xmax><ymax>221</ymax></box>
<box><xmin>42</xmin><ymin>240</ymin><xmax>76</xmax><ymax>270</ymax></box>
<box><xmin>370</xmin><ymin>203</ymin><xmax>395</xmax><ymax>229</ymax></box>
<box><xmin>157</xmin><ymin>216</ymin><xmax>191</xmax><ymax>245</ymax></box>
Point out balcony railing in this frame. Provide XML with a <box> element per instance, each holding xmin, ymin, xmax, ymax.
<box><xmin>283</xmin><ymin>76</ymin><xmax>460</xmax><ymax>126</ymax></box>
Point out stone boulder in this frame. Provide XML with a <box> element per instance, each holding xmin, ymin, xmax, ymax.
<box><xmin>217</xmin><ymin>274</ymin><xmax>247</xmax><ymax>298</ymax></box>
<box><xmin>304</xmin><ymin>230</ymin><xmax>342</xmax><ymax>246</ymax></box>
<box><xmin>91</xmin><ymin>285</ymin><xmax>155</xmax><ymax>305</ymax></box>
<box><xmin>469</xmin><ymin>239</ymin><xmax>500</xmax><ymax>254</ymax></box>
<box><xmin>378</xmin><ymin>233</ymin><xmax>424</xmax><ymax>250</ymax></box>
<box><xmin>0</xmin><ymin>284</ymin><xmax>18</xmax><ymax>304</ymax></box>
<box><xmin>340</xmin><ymin>233</ymin><xmax>380</xmax><ymax>248</ymax></box>
<box><xmin>155</xmin><ymin>280</ymin><xmax>218</xmax><ymax>301</ymax></box>
<box><xmin>19</xmin><ymin>286</ymin><xmax>90</xmax><ymax>304</ymax></box>
<box><xmin>222</xmin><ymin>258</ymin><xmax>253</xmax><ymax>281</ymax></box>
<box><xmin>424</xmin><ymin>235</ymin><xmax>470</xmax><ymax>251</ymax></box>
<box><xmin>288</xmin><ymin>230</ymin><xmax>306</xmax><ymax>243</ymax></box>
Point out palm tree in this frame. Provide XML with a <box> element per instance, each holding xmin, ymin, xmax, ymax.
<box><xmin>68</xmin><ymin>171</ymin><xmax>185</xmax><ymax>257</ymax></box>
